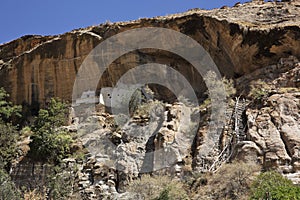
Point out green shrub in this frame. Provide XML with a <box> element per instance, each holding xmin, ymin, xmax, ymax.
<box><xmin>29</xmin><ymin>131</ymin><xmax>73</xmax><ymax>163</ymax></box>
<box><xmin>32</xmin><ymin>98</ymin><xmax>68</xmax><ymax>132</ymax></box>
<box><xmin>250</xmin><ymin>171</ymin><xmax>300</xmax><ymax>200</ymax></box>
<box><xmin>29</xmin><ymin>98</ymin><xmax>73</xmax><ymax>163</ymax></box>
<box><xmin>248</xmin><ymin>80</ymin><xmax>271</xmax><ymax>102</ymax></box>
<box><xmin>0</xmin><ymin>122</ymin><xmax>20</xmax><ymax>171</ymax></box>
<box><xmin>46</xmin><ymin>166</ymin><xmax>75</xmax><ymax>200</ymax></box>
<box><xmin>0</xmin><ymin>168</ymin><xmax>22</xmax><ymax>200</ymax></box>
<box><xmin>0</xmin><ymin>87</ymin><xmax>22</xmax><ymax>124</ymax></box>
<box><xmin>22</xmin><ymin>164</ymin><xmax>76</xmax><ymax>200</ymax></box>
<box><xmin>223</xmin><ymin>77</ymin><xmax>236</xmax><ymax>98</ymax></box>
<box><xmin>0</xmin><ymin>88</ymin><xmax>22</xmax><ymax>168</ymax></box>
<box><xmin>155</xmin><ymin>187</ymin><xmax>170</xmax><ymax>200</ymax></box>
<box><xmin>133</xmin><ymin>100</ymin><xmax>164</xmax><ymax>119</ymax></box>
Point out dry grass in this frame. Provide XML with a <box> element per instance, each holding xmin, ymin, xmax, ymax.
<box><xmin>23</xmin><ymin>189</ymin><xmax>47</xmax><ymax>200</ymax></box>
<box><xmin>127</xmin><ymin>174</ymin><xmax>189</xmax><ymax>200</ymax></box>
<box><xmin>191</xmin><ymin>161</ymin><xmax>261</xmax><ymax>200</ymax></box>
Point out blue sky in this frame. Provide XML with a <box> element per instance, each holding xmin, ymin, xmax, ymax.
<box><xmin>0</xmin><ymin>0</ymin><xmax>247</xmax><ymax>44</ymax></box>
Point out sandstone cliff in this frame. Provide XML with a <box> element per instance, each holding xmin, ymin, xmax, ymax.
<box><xmin>0</xmin><ymin>1</ymin><xmax>300</xmax><ymax>106</ymax></box>
<box><xmin>2</xmin><ymin>1</ymin><xmax>300</xmax><ymax>199</ymax></box>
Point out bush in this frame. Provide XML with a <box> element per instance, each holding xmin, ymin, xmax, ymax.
<box><xmin>0</xmin><ymin>168</ymin><xmax>22</xmax><ymax>200</ymax></box>
<box><xmin>22</xmin><ymin>164</ymin><xmax>76</xmax><ymax>200</ymax></box>
<box><xmin>248</xmin><ymin>80</ymin><xmax>271</xmax><ymax>102</ymax></box>
<box><xmin>29</xmin><ymin>98</ymin><xmax>73</xmax><ymax>163</ymax></box>
<box><xmin>0</xmin><ymin>122</ymin><xmax>20</xmax><ymax>171</ymax></box>
<box><xmin>155</xmin><ymin>187</ymin><xmax>171</xmax><ymax>200</ymax></box>
<box><xmin>32</xmin><ymin>98</ymin><xmax>68</xmax><ymax>132</ymax></box>
<box><xmin>201</xmin><ymin>71</ymin><xmax>235</xmax><ymax>110</ymax></box>
<box><xmin>46</xmin><ymin>166</ymin><xmax>75</xmax><ymax>200</ymax></box>
<box><xmin>23</xmin><ymin>189</ymin><xmax>46</xmax><ymax>200</ymax></box>
<box><xmin>0</xmin><ymin>87</ymin><xmax>22</xmax><ymax>124</ymax></box>
<box><xmin>127</xmin><ymin>174</ymin><xmax>189</xmax><ymax>200</ymax></box>
<box><xmin>133</xmin><ymin>100</ymin><xmax>164</xmax><ymax>119</ymax></box>
<box><xmin>29</xmin><ymin>131</ymin><xmax>73</xmax><ymax>163</ymax></box>
<box><xmin>250</xmin><ymin>171</ymin><xmax>300</xmax><ymax>200</ymax></box>
<box><xmin>194</xmin><ymin>161</ymin><xmax>261</xmax><ymax>200</ymax></box>
<box><xmin>203</xmin><ymin>71</ymin><xmax>234</xmax><ymax>99</ymax></box>
<box><xmin>223</xmin><ymin>77</ymin><xmax>236</xmax><ymax>98</ymax></box>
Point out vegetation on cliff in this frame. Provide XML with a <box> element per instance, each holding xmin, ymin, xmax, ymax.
<box><xmin>0</xmin><ymin>88</ymin><xmax>77</xmax><ymax>199</ymax></box>
<box><xmin>250</xmin><ymin>171</ymin><xmax>300</xmax><ymax>200</ymax></box>
<box><xmin>0</xmin><ymin>1</ymin><xmax>300</xmax><ymax>199</ymax></box>
<box><xmin>28</xmin><ymin>98</ymin><xmax>73</xmax><ymax>163</ymax></box>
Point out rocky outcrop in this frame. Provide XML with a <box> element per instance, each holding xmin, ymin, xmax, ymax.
<box><xmin>1</xmin><ymin>1</ymin><xmax>300</xmax><ymax>106</ymax></box>
<box><xmin>232</xmin><ymin>57</ymin><xmax>300</xmax><ymax>183</ymax></box>
<box><xmin>237</xmin><ymin>56</ymin><xmax>300</xmax><ymax>94</ymax></box>
<box><xmin>46</xmin><ymin>102</ymin><xmax>196</xmax><ymax>199</ymax></box>
<box><xmin>246</xmin><ymin>92</ymin><xmax>300</xmax><ymax>171</ymax></box>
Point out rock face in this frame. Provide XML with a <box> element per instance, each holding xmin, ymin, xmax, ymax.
<box><xmin>11</xmin><ymin>102</ymin><xmax>199</xmax><ymax>198</ymax></box>
<box><xmin>1</xmin><ymin>1</ymin><xmax>300</xmax><ymax>106</ymax></box>
<box><xmin>233</xmin><ymin>57</ymin><xmax>300</xmax><ymax>183</ymax></box>
<box><xmin>9</xmin><ymin>60</ymin><xmax>300</xmax><ymax>198</ymax></box>
<box><xmin>247</xmin><ymin>92</ymin><xmax>300</xmax><ymax>171</ymax></box>
<box><xmin>3</xmin><ymin>1</ymin><xmax>300</xmax><ymax>198</ymax></box>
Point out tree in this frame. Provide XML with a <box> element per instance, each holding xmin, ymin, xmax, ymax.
<box><xmin>0</xmin><ymin>87</ymin><xmax>21</xmax><ymax>124</ymax></box>
<box><xmin>0</xmin><ymin>122</ymin><xmax>19</xmax><ymax>172</ymax></box>
<box><xmin>28</xmin><ymin>98</ymin><xmax>73</xmax><ymax>163</ymax></box>
<box><xmin>250</xmin><ymin>171</ymin><xmax>300</xmax><ymax>200</ymax></box>
<box><xmin>0</xmin><ymin>88</ymin><xmax>21</xmax><ymax>171</ymax></box>
<box><xmin>32</xmin><ymin>98</ymin><xmax>68</xmax><ymax>132</ymax></box>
